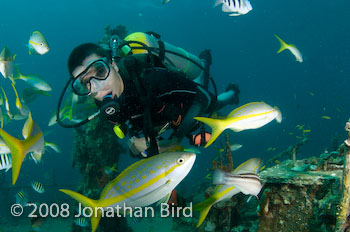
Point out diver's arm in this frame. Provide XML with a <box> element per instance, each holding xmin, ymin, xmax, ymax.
<box><xmin>173</xmin><ymin>98</ymin><xmax>205</xmax><ymax>142</ymax></box>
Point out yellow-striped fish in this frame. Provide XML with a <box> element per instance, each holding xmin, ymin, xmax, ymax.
<box><xmin>0</xmin><ymin>46</ymin><xmax>16</xmax><ymax>82</ymax></box>
<box><xmin>195</xmin><ymin>102</ymin><xmax>282</xmax><ymax>148</ymax></box>
<box><xmin>13</xmin><ymin>67</ymin><xmax>52</xmax><ymax>92</ymax></box>
<box><xmin>60</xmin><ymin>152</ymin><xmax>196</xmax><ymax>232</ymax></box>
<box><xmin>11</xmin><ymin>83</ymin><xmax>22</xmax><ymax>110</ymax></box>
<box><xmin>32</xmin><ymin>181</ymin><xmax>45</xmax><ymax>193</ymax></box>
<box><xmin>274</xmin><ymin>34</ymin><xmax>303</xmax><ymax>63</ymax></box>
<box><xmin>0</xmin><ymin>112</ymin><xmax>44</xmax><ymax>184</ymax></box>
<box><xmin>1</xmin><ymin>87</ymin><xmax>13</xmax><ymax>119</ymax></box>
<box><xmin>28</xmin><ymin>31</ymin><xmax>49</xmax><ymax>55</ymax></box>
<box><xmin>193</xmin><ymin>158</ymin><xmax>262</xmax><ymax>227</ymax></box>
<box><xmin>322</xmin><ymin>116</ymin><xmax>331</xmax><ymax>120</ymax></box>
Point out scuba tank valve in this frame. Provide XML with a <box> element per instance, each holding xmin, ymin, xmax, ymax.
<box><xmin>109</xmin><ymin>35</ymin><xmax>121</xmax><ymax>62</ymax></box>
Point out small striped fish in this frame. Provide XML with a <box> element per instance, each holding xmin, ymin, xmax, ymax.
<box><xmin>214</xmin><ymin>0</ymin><xmax>253</xmax><ymax>16</ymax></box>
<box><xmin>60</xmin><ymin>151</ymin><xmax>196</xmax><ymax>232</ymax></box>
<box><xmin>74</xmin><ymin>217</ymin><xmax>89</xmax><ymax>227</ymax></box>
<box><xmin>0</xmin><ymin>153</ymin><xmax>12</xmax><ymax>172</ymax></box>
<box><xmin>32</xmin><ymin>181</ymin><xmax>45</xmax><ymax>193</ymax></box>
<box><xmin>16</xmin><ymin>191</ymin><xmax>28</xmax><ymax>206</ymax></box>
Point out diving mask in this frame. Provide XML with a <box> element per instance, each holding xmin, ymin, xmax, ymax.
<box><xmin>72</xmin><ymin>57</ymin><xmax>110</xmax><ymax>96</ymax></box>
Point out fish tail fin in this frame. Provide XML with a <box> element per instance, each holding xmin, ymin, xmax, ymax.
<box><xmin>44</xmin><ymin>142</ymin><xmax>61</xmax><ymax>153</ymax></box>
<box><xmin>213</xmin><ymin>169</ymin><xmax>226</xmax><ymax>185</ymax></box>
<box><xmin>0</xmin><ymin>128</ymin><xmax>41</xmax><ymax>185</ymax></box>
<box><xmin>193</xmin><ymin>197</ymin><xmax>217</xmax><ymax>227</ymax></box>
<box><xmin>274</xmin><ymin>106</ymin><xmax>282</xmax><ymax>123</ymax></box>
<box><xmin>59</xmin><ymin>189</ymin><xmax>102</xmax><ymax>232</ymax></box>
<box><xmin>274</xmin><ymin>34</ymin><xmax>288</xmax><ymax>53</ymax></box>
<box><xmin>13</xmin><ymin>66</ymin><xmax>21</xmax><ymax>80</ymax></box>
<box><xmin>194</xmin><ymin>117</ymin><xmax>226</xmax><ymax>148</ymax></box>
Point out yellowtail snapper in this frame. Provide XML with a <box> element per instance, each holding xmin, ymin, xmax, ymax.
<box><xmin>274</xmin><ymin>34</ymin><xmax>303</xmax><ymax>63</ymax></box>
<box><xmin>60</xmin><ymin>152</ymin><xmax>196</xmax><ymax>232</ymax></box>
<box><xmin>195</xmin><ymin>102</ymin><xmax>282</xmax><ymax>148</ymax></box>
<box><xmin>13</xmin><ymin>67</ymin><xmax>52</xmax><ymax>92</ymax></box>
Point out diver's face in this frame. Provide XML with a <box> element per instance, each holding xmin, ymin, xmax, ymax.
<box><xmin>72</xmin><ymin>54</ymin><xmax>124</xmax><ymax>101</ymax></box>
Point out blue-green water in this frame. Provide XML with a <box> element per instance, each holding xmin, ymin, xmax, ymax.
<box><xmin>0</xmin><ymin>0</ymin><xmax>349</xmax><ymax>231</ymax></box>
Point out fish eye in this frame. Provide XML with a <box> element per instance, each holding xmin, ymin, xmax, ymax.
<box><xmin>40</xmin><ymin>43</ymin><xmax>43</xmax><ymax>46</ymax></box>
<box><xmin>177</xmin><ymin>157</ymin><xmax>185</xmax><ymax>164</ymax></box>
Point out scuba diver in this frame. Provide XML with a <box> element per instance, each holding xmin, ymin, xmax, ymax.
<box><xmin>57</xmin><ymin>32</ymin><xmax>240</xmax><ymax>158</ymax></box>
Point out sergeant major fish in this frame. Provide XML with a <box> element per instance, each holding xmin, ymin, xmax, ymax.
<box><xmin>74</xmin><ymin>217</ymin><xmax>89</xmax><ymax>227</ymax></box>
<box><xmin>214</xmin><ymin>0</ymin><xmax>252</xmax><ymax>16</ymax></box>
<box><xmin>60</xmin><ymin>152</ymin><xmax>196</xmax><ymax>232</ymax></box>
<box><xmin>195</xmin><ymin>102</ymin><xmax>282</xmax><ymax>148</ymax></box>
<box><xmin>16</xmin><ymin>190</ymin><xmax>28</xmax><ymax>206</ymax></box>
<box><xmin>32</xmin><ymin>181</ymin><xmax>45</xmax><ymax>194</ymax></box>
<box><xmin>0</xmin><ymin>153</ymin><xmax>12</xmax><ymax>172</ymax></box>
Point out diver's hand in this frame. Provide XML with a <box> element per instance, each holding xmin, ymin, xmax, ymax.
<box><xmin>127</xmin><ymin>137</ymin><xmax>148</xmax><ymax>157</ymax></box>
<box><xmin>127</xmin><ymin>137</ymin><xmax>180</xmax><ymax>157</ymax></box>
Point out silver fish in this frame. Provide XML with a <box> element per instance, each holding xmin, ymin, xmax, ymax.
<box><xmin>0</xmin><ymin>46</ymin><xmax>16</xmax><ymax>82</ymax></box>
<box><xmin>213</xmin><ymin>170</ymin><xmax>262</xmax><ymax>197</ymax></box>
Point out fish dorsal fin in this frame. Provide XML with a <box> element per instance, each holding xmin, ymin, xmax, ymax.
<box><xmin>214</xmin><ymin>0</ymin><xmax>224</xmax><ymax>8</ymax></box>
<box><xmin>228</xmin><ymin>102</ymin><xmax>265</xmax><ymax>118</ymax></box>
<box><xmin>222</xmin><ymin>2</ymin><xmax>233</xmax><ymax>12</ymax></box>
<box><xmin>232</xmin><ymin>158</ymin><xmax>262</xmax><ymax>174</ymax></box>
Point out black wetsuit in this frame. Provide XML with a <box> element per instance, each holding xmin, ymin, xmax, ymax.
<box><xmin>113</xmin><ymin>54</ymin><xmax>216</xmax><ymax>142</ymax></box>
